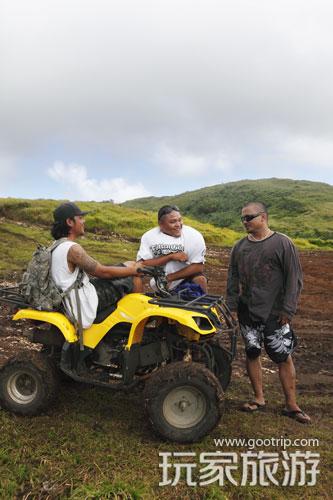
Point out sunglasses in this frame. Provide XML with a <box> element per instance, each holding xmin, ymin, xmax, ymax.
<box><xmin>241</xmin><ymin>212</ymin><xmax>264</xmax><ymax>223</ymax></box>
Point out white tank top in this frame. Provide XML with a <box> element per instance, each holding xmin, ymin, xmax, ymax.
<box><xmin>51</xmin><ymin>240</ymin><xmax>98</xmax><ymax>329</ymax></box>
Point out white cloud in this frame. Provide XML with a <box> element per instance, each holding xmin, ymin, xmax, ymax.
<box><xmin>2</xmin><ymin>0</ymin><xmax>333</xmax><ymax>150</ymax></box>
<box><xmin>154</xmin><ymin>145</ymin><xmax>232</xmax><ymax>176</ymax></box>
<box><xmin>281</xmin><ymin>135</ymin><xmax>333</xmax><ymax>168</ymax></box>
<box><xmin>154</xmin><ymin>146</ymin><xmax>208</xmax><ymax>176</ymax></box>
<box><xmin>1</xmin><ymin>0</ymin><xmax>333</xmax><ymax>194</ymax></box>
<box><xmin>0</xmin><ymin>155</ymin><xmax>19</xmax><ymax>195</ymax></box>
<box><xmin>47</xmin><ymin>162</ymin><xmax>150</xmax><ymax>202</ymax></box>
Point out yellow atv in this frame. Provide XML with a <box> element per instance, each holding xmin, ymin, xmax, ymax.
<box><xmin>0</xmin><ymin>267</ymin><xmax>237</xmax><ymax>443</ymax></box>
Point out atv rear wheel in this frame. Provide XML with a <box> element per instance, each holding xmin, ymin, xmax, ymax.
<box><xmin>0</xmin><ymin>351</ymin><xmax>58</xmax><ymax>415</ymax></box>
<box><xmin>144</xmin><ymin>361</ymin><xmax>224</xmax><ymax>443</ymax></box>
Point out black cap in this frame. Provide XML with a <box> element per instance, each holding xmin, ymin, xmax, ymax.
<box><xmin>53</xmin><ymin>202</ymin><xmax>90</xmax><ymax>222</ymax></box>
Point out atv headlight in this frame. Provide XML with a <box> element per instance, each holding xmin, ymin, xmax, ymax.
<box><xmin>193</xmin><ymin>316</ymin><xmax>213</xmax><ymax>331</ymax></box>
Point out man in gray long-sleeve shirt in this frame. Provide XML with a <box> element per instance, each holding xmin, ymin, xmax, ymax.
<box><xmin>226</xmin><ymin>201</ymin><xmax>311</xmax><ymax>423</ymax></box>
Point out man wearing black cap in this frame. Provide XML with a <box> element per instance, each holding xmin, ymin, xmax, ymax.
<box><xmin>50</xmin><ymin>202</ymin><xmax>142</xmax><ymax>329</ymax></box>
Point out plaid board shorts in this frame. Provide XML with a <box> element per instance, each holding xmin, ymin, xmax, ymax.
<box><xmin>237</xmin><ymin>302</ymin><xmax>297</xmax><ymax>364</ymax></box>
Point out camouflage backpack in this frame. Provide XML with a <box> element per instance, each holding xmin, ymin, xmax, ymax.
<box><xmin>20</xmin><ymin>238</ymin><xmax>70</xmax><ymax>311</ymax></box>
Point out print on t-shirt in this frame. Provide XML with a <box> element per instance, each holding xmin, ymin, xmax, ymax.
<box><xmin>151</xmin><ymin>243</ymin><xmax>184</xmax><ymax>256</ymax></box>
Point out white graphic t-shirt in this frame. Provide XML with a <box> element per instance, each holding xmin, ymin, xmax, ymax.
<box><xmin>137</xmin><ymin>225</ymin><xmax>206</xmax><ymax>289</ymax></box>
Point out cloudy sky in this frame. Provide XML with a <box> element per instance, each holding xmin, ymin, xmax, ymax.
<box><xmin>1</xmin><ymin>0</ymin><xmax>333</xmax><ymax>202</ymax></box>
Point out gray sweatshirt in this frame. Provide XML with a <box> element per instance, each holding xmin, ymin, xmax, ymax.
<box><xmin>226</xmin><ymin>232</ymin><xmax>303</xmax><ymax>322</ymax></box>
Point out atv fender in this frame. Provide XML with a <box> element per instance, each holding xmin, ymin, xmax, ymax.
<box><xmin>13</xmin><ymin>309</ymin><xmax>77</xmax><ymax>343</ymax></box>
<box><xmin>125</xmin><ymin>307</ymin><xmax>215</xmax><ymax>349</ymax></box>
<box><xmin>82</xmin><ymin>293</ymin><xmax>215</xmax><ymax>350</ymax></box>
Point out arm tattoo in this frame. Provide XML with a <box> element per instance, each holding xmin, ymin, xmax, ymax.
<box><xmin>68</xmin><ymin>244</ymin><xmax>98</xmax><ymax>274</ymax></box>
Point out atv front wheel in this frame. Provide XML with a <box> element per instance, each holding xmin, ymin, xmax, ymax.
<box><xmin>0</xmin><ymin>351</ymin><xmax>58</xmax><ymax>416</ymax></box>
<box><xmin>144</xmin><ymin>361</ymin><xmax>224</xmax><ymax>443</ymax></box>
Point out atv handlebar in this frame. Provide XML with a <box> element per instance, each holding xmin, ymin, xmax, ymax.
<box><xmin>137</xmin><ymin>265</ymin><xmax>165</xmax><ymax>277</ymax></box>
<box><xmin>137</xmin><ymin>266</ymin><xmax>171</xmax><ymax>297</ymax></box>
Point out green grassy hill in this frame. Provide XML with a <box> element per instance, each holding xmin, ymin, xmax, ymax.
<box><xmin>124</xmin><ymin>178</ymin><xmax>333</xmax><ymax>246</ymax></box>
<box><xmin>0</xmin><ymin>184</ymin><xmax>332</xmax><ymax>278</ymax></box>
<box><xmin>0</xmin><ymin>198</ymin><xmax>239</xmax><ymax>277</ymax></box>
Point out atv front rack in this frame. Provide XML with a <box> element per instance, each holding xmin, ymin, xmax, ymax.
<box><xmin>0</xmin><ymin>286</ymin><xmax>30</xmax><ymax>309</ymax></box>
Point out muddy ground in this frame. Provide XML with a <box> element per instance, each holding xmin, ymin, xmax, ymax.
<box><xmin>0</xmin><ymin>249</ymin><xmax>332</xmax><ymax>499</ymax></box>
<box><xmin>0</xmin><ymin>250</ymin><xmax>332</xmax><ymax>394</ymax></box>
<box><xmin>205</xmin><ymin>249</ymin><xmax>333</xmax><ymax>391</ymax></box>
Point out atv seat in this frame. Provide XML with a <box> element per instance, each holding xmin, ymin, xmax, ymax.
<box><xmin>93</xmin><ymin>304</ymin><xmax>117</xmax><ymax>324</ymax></box>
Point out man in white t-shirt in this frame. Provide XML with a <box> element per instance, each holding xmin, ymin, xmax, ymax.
<box><xmin>137</xmin><ymin>205</ymin><xmax>207</xmax><ymax>292</ymax></box>
<box><xmin>50</xmin><ymin>202</ymin><xmax>143</xmax><ymax>328</ymax></box>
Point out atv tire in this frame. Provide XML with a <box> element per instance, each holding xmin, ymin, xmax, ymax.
<box><xmin>0</xmin><ymin>350</ymin><xmax>58</xmax><ymax>416</ymax></box>
<box><xmin>144</xmin><ymin>361</ymin><xmax>224</xmax><ymax>443</ymax></box>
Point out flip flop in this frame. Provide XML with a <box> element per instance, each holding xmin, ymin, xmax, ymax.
<box><xmin>241</xmin><ymin>401</ymin><xmax>266</xmax><ymax>412</ymax></box>
<box><xmin>282</xmin><ymin>408</ymin><xmax>311</xmax><ymax>424</ymax></box>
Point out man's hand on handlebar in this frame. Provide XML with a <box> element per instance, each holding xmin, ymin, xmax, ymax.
<box><xmin>124</xmin><ymin>261</ymin><xmax>148</xmax><ymax>276</ymax></box>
